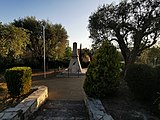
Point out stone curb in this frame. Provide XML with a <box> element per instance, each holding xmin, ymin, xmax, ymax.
<box><xmin>0</xmin><ymin>86</ymin><xmax>48</xmax><ymax>120</ymax></box>
<box><xmin>83</xmin><ymin>93</ymin><xmax>114</xmax><ymax>120</ymax></box>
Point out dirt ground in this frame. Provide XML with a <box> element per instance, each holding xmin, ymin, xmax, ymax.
<box><xmin>101</xmin><ymin>80</ymin><xmax>160</xmax><ymax>120</ymax></box>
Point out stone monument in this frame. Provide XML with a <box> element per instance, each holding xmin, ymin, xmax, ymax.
<box><xmin>68</xmin><ymin>42</ymin><xmax>82</xmax><ymax>73</ymax></box>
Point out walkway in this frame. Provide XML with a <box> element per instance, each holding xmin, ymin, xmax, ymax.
<box><xmin>30</xmin><ymin>73</ymin><xmax>89</xmax><ymax>120</ymax></box>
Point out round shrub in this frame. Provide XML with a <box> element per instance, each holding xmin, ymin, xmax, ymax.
<box><xmin>125</xmin><ymin>64</ymin><xmax>155</xmax><ymax>101</ymax></box>
<box><xmin>83</xmin><ymin>41</ymin><xmax>121</xmax><ymax>98</ymax></box>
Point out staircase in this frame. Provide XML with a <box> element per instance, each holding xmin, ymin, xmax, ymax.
<box><xmin>30</xmin><ymin>100</ymin><xmax>89</xmax><ymax>120</ymax></box>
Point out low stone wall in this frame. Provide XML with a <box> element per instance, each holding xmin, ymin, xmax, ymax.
<box><xmin>0</xmin><ymin>86</ymin><xmax>48</xmax><ymax>120</ymax></box>
<box><xmin>84</xmin><ymin>93</ymin><xmax>114</xmax><ymax>120</ymax></box>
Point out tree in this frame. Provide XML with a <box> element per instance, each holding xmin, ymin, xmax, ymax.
<box><xmin>136</xmin><ymin>49</ymin><xmax>149</xmax><ymax>64</ymax></box>
<box><xmin>83</xmin><ymin>41</ymin><xmax>120</xmax><ymax>98</ymax></box>
<box><xmin>81</xmin><ymin>48</ymin><xmax>93</xmax><ymax>61</ymax></box>
<box><xmin>0</xmin><ymin>24</ymin><xmax>30</xmax><ymax>70</ymax></box>
<box><xmin>63</xmin><ymin>46</ymin><xmax>72</xmax><ymax>60</ymax></box>
<box><xmin>12</xmin><ymin>16</ymin><xmax>68</xmax><ymax>66</ymax></box>
<box><xmin>137</xmin><ymin>46</ymin><xmax>160</xmax><ymax>65</ymax></box>
<box><xmin>148</xmin><ymin>47</ymin><xmax>160</xmax><ymax>65</ymax></box>
<box><xmin>0</xmin><ymin>24</ymin><xmax>30</xmax><ymax>60</ymax></box>
<box><xmin>88</xmin><ymin>0</ymin><xmax>160</xmax><ymax>71</ymax></box>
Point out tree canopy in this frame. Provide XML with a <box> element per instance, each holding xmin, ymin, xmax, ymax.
<box><xmin>0</xmin><ymin>24</ymin><xmax>30</xmax><ymax>59</ymax></box>
<box><xmin>137</xmin><ymin>46</ymin><xmax>160</xmax><ymax>65</ymax></box>
<box><xmin>0</xmin><ymin>17</ymin><xmax>69</xmax><ymax>70</ymax></box>
<box><xmin>88</xmin><ymin>0</ymin><xmax>160</xmax><ymax>69</ymax></box>
<box><xmin>12</xmin><ymin>16</ymin><xmax>68</xmax><ymax>62</ymax></box>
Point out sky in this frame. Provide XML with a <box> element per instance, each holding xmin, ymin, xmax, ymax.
<box><xmin>0</xmin><ymin>0</ymin><xmax>120</xmax><ymax>49</ymax></box>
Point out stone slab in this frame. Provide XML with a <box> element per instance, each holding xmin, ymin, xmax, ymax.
<box><xmin>83</xmin><ymin>93</ymin><xmax>114</xmax><ymax>120</ymax></box>
<box><xmin>0</xmin><ymin>86</ymin><xmax>48</xmax><ymax>120</ymax></box>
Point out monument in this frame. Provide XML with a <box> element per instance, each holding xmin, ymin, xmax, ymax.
<box><xmin>68</xmin><ymin>42</ymin><xmax>82</xmax><ymax>73</ymax></box>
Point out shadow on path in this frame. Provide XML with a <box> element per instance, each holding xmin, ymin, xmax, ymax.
<box><xmin>30</xmin><ymin>100</ymin><xmax>89</xmax><ymax>120</ymax></box>
<box><xmin>31</xmin><ymin>72</ymin><xmax>89</xmax><ymax>120</ymax></box>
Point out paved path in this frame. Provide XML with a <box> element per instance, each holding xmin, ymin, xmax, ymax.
<box><xmin>30</xmin><ymin>100</ymin><xmax>88</xmax><ymax>120</ymax></box>
<box><xmin>30</xmin><ymin>73</ymin><xmax>89</xmax><ymax>120</ymax></box>
<box><xmin>32</xmin><ymin>74</ymin><xmax>85</xmax><ymax>101</ymax></box>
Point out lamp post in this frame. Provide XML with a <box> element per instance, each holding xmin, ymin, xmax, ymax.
<box><xmin>42</xmin><ymin>25</ymin><xmax>46</xmax><ymax>78</ymax></box>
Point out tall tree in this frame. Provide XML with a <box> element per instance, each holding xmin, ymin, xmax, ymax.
<box><xmin>0</xmin><ymin>24</ymin><xmax>30</xmax><ymax>69</ymax></box>
<box><xmin>12</xmin><ymin>16</ymin><xmax>68</xmax><ymax>64</ymax></box>
<box><xmin>13</xmin><ymin>16</ymin><xmax>44</xmax><ymax>62</ymax></box>
<box><xmin>0</xmin><ymin>24</ymin><xmax>30</xmax><ymax>59</ymax></box>
<box><xmin>88</xmin><ymin>0</ymin><xmax>160</xmax><ymax>71</ymax></box>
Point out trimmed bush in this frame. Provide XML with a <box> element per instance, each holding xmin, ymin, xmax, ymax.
<box><xmin>5</xmin><ymin>67</ymin><xmax>32</xmax><ymax>97</ymax></box>
<box><xmin>125</xmin><ymin>64</ymin><xmax>160</xmax><ymax>101</ymax></box>
<box><xmin>83</xmin><ymin>41</ymin><xmax>120</xmax><ymax>98</ymax></box>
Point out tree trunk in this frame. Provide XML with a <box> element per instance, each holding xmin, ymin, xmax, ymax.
<box><xmin>123</xmin><ymin>51</ymin><xmax>138</xmax><ymax>79</ymax></box>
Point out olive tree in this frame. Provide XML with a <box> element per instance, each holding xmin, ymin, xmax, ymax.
<box><xmin>88</xmin><ymin>0</ymin><xmax>160</xmax><ymax>72</ymax></box>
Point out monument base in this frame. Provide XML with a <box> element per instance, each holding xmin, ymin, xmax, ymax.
<box><xmin>67</xmin><ymin>42</ymin><xmax>82</xmax><ymax>74</ymax></box>
<box><xmin>68</xmin><ymin>57</ymin><xmax>82</xmax><ymax>73</ymax></box>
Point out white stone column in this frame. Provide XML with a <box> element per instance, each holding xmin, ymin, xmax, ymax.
<box><xmin>68</xmin><ymin>42</ymin><xmax>82</xmax><ymax>73</ymax></box>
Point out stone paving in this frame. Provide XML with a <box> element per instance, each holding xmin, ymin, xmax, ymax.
<box><xmin>30</xmin><ymin>73</ymin><xmax>89</xmax><ymax>120</ymax></box>
<box><xmin>32</xmin><ymin>74</ymin><xmax>85</xmax><ymax>101</ymax></box>
<box><xmin>30</xmin><ymin>100</ymin><xmax>88</xmax><ymax>120</ymax></box>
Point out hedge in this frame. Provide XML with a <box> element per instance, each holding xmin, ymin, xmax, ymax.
<box><xmin>5</xmin><ymin>67</ymin><xmax>32</xmax><ymax>97</ymax></box>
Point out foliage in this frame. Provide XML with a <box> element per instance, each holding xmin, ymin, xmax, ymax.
<box><xmin>0</xmin><ymin>24</ymin><xmax>30</xmax><ymax>59</ymax></box>
<box><xmin>82</xmin><ymin>48</ymin><xmax>94</xmax><ymax>61</ymax></box>
<box><xmin>136</xmin><ymin>49</ymin><xmax>149</xmax><ymax>64</ymax></box>
<box><xmin>137</xmin><ymin>47</ymin><xmax>160</xmax><ymax>65</ymax></box>
<box><xmin>5</xmin><ymin>67</ymin><xmax>32</xmax><ymax>97</ymax></box>
<box><xmin>83</xmin><ymin>41</ymin><xmax>120</xmax><ymax>98</ymax></box>
<box><xmin>48</xmin><ymin>59</ymin><xmax>70</xmax><ymax>69</ymax></box>
<box><xmin>12</xmin><ymin>16</ymin><xmax>68</xmax><ymax>65</ymax></box>
<box><xmin>148</xmin><ymin>47</ymin><xmax>160</xmax><ymax>65</ymax></box>
<box><xmin>0</xmin><ymin>24</ymin><xmax>30</xmax><ymax>71</ymax></box>
<box><xmin>0</xmin><ymin>16</ymin><xmax>69</xmax><ymax>70</ymax></box>
<box><xmin>88</xmin><ymin>0</ymin><xmax>160</xmax><ymax>69</ymax></box>
<box><xmin>79</xmin><ymin>48</ymin><xmax>92</xmax><ymax>68</ymax></box>
<box><xmin>63</xmin><ymin>46</ymin><xmax>72</xmax><ymax>60</ymax></box>
<box><xmin>125</xmin><ymin>64</ymin><xmax>160</xmax><ymax>102</ymax></box>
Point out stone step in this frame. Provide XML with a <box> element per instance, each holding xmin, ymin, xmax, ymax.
<box><xmin>30</xmin><ymin>100</ymin><xmax>89</xmax><ymax>120</ymax></box>
<box><xmin>34</xmin><ymin>116</ymin><xmax>86</xmax><ymax>120</ymax></box>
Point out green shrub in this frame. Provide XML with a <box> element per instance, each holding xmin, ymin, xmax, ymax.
<box><xmin>5</xmin><ymin>67</ymin><xmax>32</xmax><ymax>97</ymax></box>
<box><xmin>83</xmin><ymin>41</ymin><xmax>120</xmax><ymax>98</ymax></box>
<box><xmin>125</xmin><ymin>64</ymin><xmax>159</xmax><ymax>101</ymax></box>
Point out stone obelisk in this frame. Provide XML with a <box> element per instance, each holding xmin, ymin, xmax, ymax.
<box><xmin>68</xmin><ymin>42</ymin><xmax>82</xmax><ymax>73</ymax></box>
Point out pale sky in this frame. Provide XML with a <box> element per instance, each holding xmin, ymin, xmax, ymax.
<box><xmin>0</xmin><ymin>0</ymin><xmax>120</xmax><ymax>49</ymax></box>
